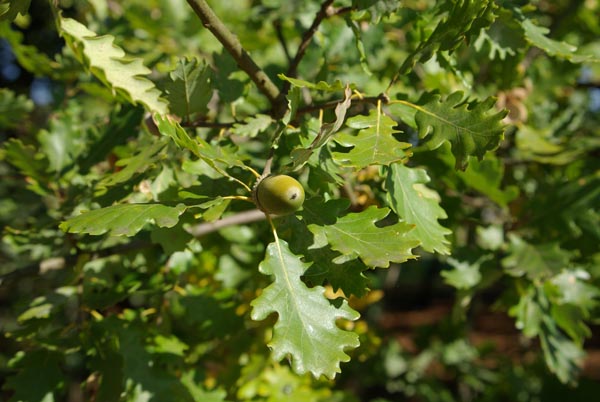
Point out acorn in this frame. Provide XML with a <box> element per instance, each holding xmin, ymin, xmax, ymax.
<box><xmin>253</xmin><ymin>174</ymin><xmax>305</xmax><ymax>216</ymax></box>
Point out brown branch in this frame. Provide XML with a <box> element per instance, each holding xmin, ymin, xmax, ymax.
<box><xmin>183</xmin><ymin>120</ymin><xmax>237</xmax><ymax>129</ymax></box>
<box><xmin>273</xmin><ymin>19</ymin><xmax>293</xmax><ymax>64</ymax></box>
<box><xmin>296</xmin><ymin>93</ymin><xmax>388</xmax><ymax>117</ymax></box>
<box><xmin>186</xmin><ymin>209</ymin><xmax>266</xmax><ymax>237</ymax></box>
<box><xmin>186</xmin><ymin>0</ymin><xmax>282</xmax><ymax>108</ymax></box>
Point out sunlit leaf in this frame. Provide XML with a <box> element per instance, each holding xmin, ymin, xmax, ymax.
<box><xmin>59</xmin><ymin>16</ymin><xmax>168</xmax><ymax>114</ymax></box>
<box><xmin>60</xmin><ymin>203</ymin><xmax>187</xmax><ymax>236</ymax></box>
<box><xmin>386</xmin><ymin>163</ymin><xmax>451</xmax><ymax>254</ymax></box>
<box><xmin>333</xmin><ymin>109</ymin><xmax>412</xmax><ymax>168</ymax></box>
<box><xmin>308</xmin><ymin>206</ymin><xmax>419</xmax><ymax>268</ymax></box>
<box><xmin>251</xmin><ymin>240</ymin><xmax>360</xmax><ymax>379</ymax></box>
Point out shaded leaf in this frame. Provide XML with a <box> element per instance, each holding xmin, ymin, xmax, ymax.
<box><xmin>308</xmin><ymin>206</ymin><xmax>419</xmax><ymax>268</ymax></box>
<box><xmin>386</xmin><ymin>163</ymin><xmax>451</xmax><ymax>254</ymax></box>
<box><xmin>163</xmin><ymin>58</ymin><xmax>213</xmax><ymax>119</ymax></box>
<box><xmin>0</xmin><ymin>0</ymin><xmax>31</xmax><ymax>22</ymax></box>
<box><xmin>59</xmin><ymin>16</ymin><xmax>168</xmax><ymax>113</ymax></box>
<box><xmin>5</xmin><ymin>350</ymin><xmax>63</xmax><ymax>402</ymax></box>
<box><xmin>502</xmin><ymin>235</ymin><xmax>572</xmax><ymax>280</ymax></box>
<box><xmin>291</xmin><ymin>86</ymin><xmax>352</xmax><ymax>169</ymax></box>
<box><xmin>0</xmin><ymin>88</ymin><xmax>33</xmax><ymax>129</ymax></box>
<box><xmin>96</xmin><ymin>139</ymin><xmax>166</xmax><ymax>193</ymax></box>
<box><xmin>404</xmin><ymin>92</ymin><xmax>506</xmax><ymax>170</ymax></box>
<box><xmin>303</xmin><ymin>247</ymin><xmax>371</xmax><ymax>298</ymax></box>
<box><xmin>250</xmin><ymin>240</ymin><xmax>360</xmax><ymax>379</ymax></box>
<box><xmin>60</xmin><ymin>203</ymin><xmax>187</xmax><ymax>236</ymax></box>
<box><xmin>512</xmin><ymin>7</ymin><xmax>597</xmax><ymax>63</ymax></box>
<box><xmin>333</xmin><ymin>109</ymin><xmax>412</xmax><ymax>168</ymax></box>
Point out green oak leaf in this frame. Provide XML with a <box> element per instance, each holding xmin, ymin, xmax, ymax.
<box><xmin>250</xmin><ymin>240</ymin><xmax>360</xmax><ymax>379</ymax></box>
<box><xmin>60</xmin><ymin>203</ymin><xmax>187</xmax><ymax>236</ymax></box>
<box><xmin>5</xmin><ymin>350</ymin><xmax>63</xmax><ymax>402</ymax></box>
<box><xmin>386</xmin><ymin>163</ymin><xmax>451</xmax><ymax>254</ymax></box>
<box><xmin>232</xmin><ymin>114</ymin><xmax>273</xmax><ymax>137</ymax></box>
<box><xmin>59</xmin><ymin>16</ymin><xmax>168</xmax><ymax>114</ymax></box>
<box><xmin>0</xmin><ymin>88</ymin><xmax>33</xmax><ymax>129</ymax></box>
<box><xmin>308</xmin><ymin>206</ymin><xmax>419</xmax><ymax>268</ymax></box>
<box><xmin>290</xmin><ymin>86</ymin><xmax>352</xmax><ymax>169</ymax></box>
<box><xmin>163</xmin><ymin>58</ymin><xmax>213</xmax><ymax>119</ymax></box>
<box><xmin>153</xmin><ymin>114</ymin><xmax>248</xmax><ymax>177</ymax></box>
<box><xmin>502</xmin><ymin>235</ymin><xmax>572</xmax><ymax>280</ymax></box>
<box><xmin>0</xmin><ymin>0</ymin><xmax>31</xmax><ymax>22</ymax></box>
<box><xmin>303</xmin><ymin>247</ymin><xmax>370</xmax><ymax>298</ymax></box>
<box><xmin>512</xmin><ymin>7</ymin><xmax>597</xmax><ymax>63</ymax></box>
<box><xmin>278</xmin><ymin>74</ymin><xmax>351</xmax><ymax>92</ymax></box>
<box><xmin>95</xmin><ymin>139</ymin><xmax>166</xmax><ymax>194</ymax></box>
<box><xmin>333</xmin><ymin>109</ymin><xmax>412</xmax><ymax>168</ymax></box>
<box><xmin>400</xmin><ymin>92</ymin><xmax>506</xmax><ymax>170</ymax></box>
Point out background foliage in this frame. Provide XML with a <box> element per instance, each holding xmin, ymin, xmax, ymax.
<box><xmin>1</xmin><ymin>0</ymin><xmax>600</xmax><ymax>401</ymax></box>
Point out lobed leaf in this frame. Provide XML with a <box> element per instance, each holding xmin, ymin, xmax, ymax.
<box><xmin>60</xmin><ymin>203</ymin><xmax>187</xmax><ymax>237</ymax></box>
<box><xmin>250</xmin><ymin>240</ymin><xmax>360</xmax><ymax>379</ymax></box>
<box><xmin>0</xmin><ymin>88</ymin><xmax>33</xmax><ymax>129</ymax></box>
<box><xmin>333</xmin><ymin>109</ymin><xmax>412</xmax><ymax>168</ymax></box>
<box><xmin>59</xmin><ymin>16</ymin><xmax>168</xmax><ymax>114</ymax></box>
<box><xmin>95</xmin><ymin>139</ymin><xmax>166</xmax><ymax>194</ymax></box>
<box><xmin>0</xmin><ymin>0</ymin><xmax>31</xmax><ymax>22</ymax></box>
<box><xmin>400</xmin><ymin>92</ymin><xmax>507</xmax><ymax>170</ymax></box>
<box><xmin>511</xmin><ymin>7</ymin><xmax>598</xmax><ymax>63</ymax></box>
<box><xmin>290</xmin><ymin>86</ymin><xmax>353</xmax><ymax>169</ymax></box>
<box><xmin>386</xmin><ymin>163</ymin><xmax>451</xmax><ymax>254</ymax></box>
<box><xmin>163</xmin><ymin>58</ymin><xmax>213</xmax><ymax>119</ymax></box>
<box><xmin>502</xmin><ymin>235</ymin><xmax>573</xmax><ymax>280</ymax></box>
<box><xmin>308</xmin><ymin>206</ymin><xmax>419</xmax><ymax>268</ymax></box>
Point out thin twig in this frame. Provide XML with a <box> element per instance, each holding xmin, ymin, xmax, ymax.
<box><xmin>283</xmin><ymin>0</ymin><xmax>336</xmax><ymax>94</ymax></box>
<box><xmin>273</xmin><ymin>19</ymin><xmax>293</xmax><ymax>64</ymax></box>
<box><xmin>296</xmin><ymin>94</ymin><xmax>387</xmax><ymax>117</ymax></box>
<box><xmin>183</xmin><ymin>120</ymin><xmax>236</xmax><ymax>129</ymax></box>
<box><xmin>186</xmin><ymin>209</ymin><xmax>267</xmax><ymax>237</ymax></box>
<box><xmin>186</xmin><ymin>0</ymin><xmax>281</xmax><ymax>107</ymax></box>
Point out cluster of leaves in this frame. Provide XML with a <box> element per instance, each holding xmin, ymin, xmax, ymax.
<box><xmin>1</xmin><ymin>0</ymin><xmax>599</xmax><ymax>401</ymax></box>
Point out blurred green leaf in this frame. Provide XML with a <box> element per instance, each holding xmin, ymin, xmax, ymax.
<box><xmin>441</xmin><ymin>256</ymin><xmax>487</xmax><ymax>290</ymax></box>
<box><xmin>0</xmin><ymin>0</ymin><xmax>31</xmax><ymax>22</ymax></box>
<box><xmin>5</xmin><ymin>350</ymin><xmax>63</xmax><ymax>402</ymax></box>
<box><xmin>0</xmin><ymin>88</ymin><xmax>33</xmax><ymax>129</ymax></box>
<box><xmin>502</xmin><ymin>235</ymin><xmax>572</xmax><ymax>280</ymax></box>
